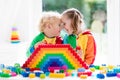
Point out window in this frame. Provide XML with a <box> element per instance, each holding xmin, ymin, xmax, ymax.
<box><xmin>42</xmin><ymin>0</ymin><xmax>120</xmax><ymax>64</ymax></box>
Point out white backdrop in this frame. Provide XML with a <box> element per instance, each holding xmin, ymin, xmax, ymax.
<box><xmin>0</xmin><ymin>0</ymin><xmax>41</xmax><ymax>43</ymax></box>
<box><xmin>0</xmin><ymin>0</ymin><xmax>120</xmax><ymax>66</ymax></box>
<box><xmin>0</xmin><ymin>0</ymin><xmax>42</xmax><ymax>65</ymax></box>
<box><xmin>107</xmin><ymin>0</ymin><xmax>120</xmax><ymax>64</ymax></box>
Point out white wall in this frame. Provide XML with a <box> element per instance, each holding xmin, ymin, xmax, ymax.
<box><xmin>0</xmin><ymin>0</ymin><xmax>42</xmax><ymax>44</ymax></box>
<box><xmin>107</xmin><ymin>0</ymin><xmax>120</xmax><ymax>64</ymax></box>
<box><xmin>0</xmin><ymin>0</ymin><xmax>120</xmax><ymax>65</ymax></box>
<box><xmin>0</xmin><ymin>0</ymin><xmax>42</xmax><ymax>65</ymax></box>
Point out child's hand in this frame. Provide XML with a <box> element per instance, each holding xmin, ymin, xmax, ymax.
<box><xmin>75</xmin><ymin>46</ymin><xmax>82</xmax><ymax>57</ymax></box>
<box><xmin>34</xmin><ymin>40</ymin><xmax>47</xmax><ymax>49</ymax></box>
<box><xmin>77</xmin><ymin>50</ymin><xmax>82</xmax><ymax>57</ymax></box>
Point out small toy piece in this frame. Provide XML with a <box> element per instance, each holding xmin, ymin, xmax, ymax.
<box><xmin>90</xmin><ymin>67</ymin><xmax>95</xmax><ymax>72</ymax></box>
<box><xmin>117</xmin><ymin>73</ymin><xmax>120</xmax><ymax>78</ymax></box>
<box><xmin>14</xmin><ymin>63</ymin><xmax>20</xmax><ymax>68</ymax></box>
<box><xmin>10</xmin><ymin>66</ymin><xmax>22</xmax><ymax>74</ymax></box>
<box><xmin>71</xmin><ymin>72</ymin><xmax>77</xmax><ymax>77</ymax></box>
<box><xmin>0</xmin><ymin>64</ymin><xmax>5</xmax><ymax>70</ymax></box>
<box><xmin>96</xmin><ymin>73</ymin><xmax>105</xmax><ymax>79</ymax></box>
<box><xmin>89</xmin><ymin>64</ymin><xmax>95</xmax><ymax>68</ymax></box>
<box><xmin>34</xmin><ymin>72</ymin><xmax>42</xmax><ymax>77</ymax></box>
<box><xmin>100</xmin><ymin>66</ymin><xmax>106</xmax><ymax>70</ymax></box>
<box><xmin>100</xmin><ymin>69</ymin><xmax>107</xmax><ymax>74</ymax></box>
<box><xmin>71</xmin><ymin>72</ymin><xmax>75</xmax><ymax>77</ymax></box>
<box><xmin>67</xmin><ymin>69</ymin><xmax>73</xmax><ymax>73</ymax></box>
<box><xmin>25</xmin><ymin>68</ymin><xmax>30</xmax><ymax>71</ymax></box>
<box><xmin>30</xmin><ymin>46</ymin><xmax>34</xmax><ymax>53</ymax></box>
<box><xmin>78</xmin><ymin>71</ymin><xmax>92</xmax><ymax>77</ymax></box>
<box><xmin>45</xmin><ymin>72</ymin><xmax>50</xmax><ymax>76</ymax></box>
<box><xmin>107</xmin><ymin>65</ymin><xmax>114</xmax><ymax>70</ymax></box>
<box><xmin>102</xmin><ymin>64</ymin><xmax>106</xmax><ymax>66</ymax></box>
<box><xmin>65</xmin><ymin>72</ymin><xmax>71</xmax><ymax>77</ymax></box>
<box><xmin>10</xmin><ymin>72</ymin><xmax>17</xmax><ymax>77</ymax></box>
<box><xmin>113</xmin><ymin>68</ymin><xmax>120</xmax><ymax>73</ymax></box>
<box><xmin>6</xmin><ymin>66</ymin><xmax>13</xmax><ymax>70</ymax></box>
<box><xmin>66</xmin><ymin>69</ymin><xmax>72</xmax><ymax>76</ymax></box>
<box><xmin>10</xmin><ymin>67</ymin><xmax>17</xmax><ymax>72</ymax></box>
<box><xmin>94</xmin><ymin>65</ymin><xmax>100</xmax><ymax>70</ymax></box>
<box><xmin>29</xmin><ymin>73</ymin><xmax>35</xmax><ymax>78</ymax></box>
<box><xmin>106</xmin><ymin>72</ymin><xmax>117</xmax><ymax>77</ymax></box>
<box><xmin>0</xmin><ymin>73</ymin><xmax>11</xmax><ymax>78</ymax></box>
<box><xmin>80</xmin><ymin>75</ymin><xmax>88</xmax><ymax>79</ymax></box>
<box><xmin>48</xmin><ymin>67</ymin><xmax>61</xmax><ymax>73</ymax></box>
<box><xmin>59</xmin><ymin>69</ymin><xmax>64</xmax><ymax>73</ymax></box>
<box><xmin>54</xmin><ymin>70</ymin><xmax>60</xmax><ymax>73</ymax></box>
<box><xmin>40</xmin><ymin>73</ymin><xmax>46</xmax><ymax>79</ymax></box>
<box><xmin>15</xmin><ymin>67</ymin><xmax>21</xmax><ymax>74</ymax></box>
<box><xmin>49</xmin><ymin>73</ymin><xmax>65</xmax><ymax>78</ymax></box>
<box><xmin>61</xmin><ymin>65</ymin><xmax>68</xmax><ymax>72</ymax></box>
<box><xmin>2</xmin><ymin>69</ymin><xmax>11</xmax><ymax>74</ymax></box>
<box><xmin>21</xmin><ymin>71</ymin><xmax>29</xmax><ymax>77</ymax></box>
<box><xmin>77</xmin><ymin>68</ymin><xmax>85</xmax><ymax>72</ymax></box>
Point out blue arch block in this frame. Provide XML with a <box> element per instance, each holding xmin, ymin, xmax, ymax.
<box><xmin>41</xmin><ymin>58</ymin><xmax>64</xmax><ymax>72</ymax></box>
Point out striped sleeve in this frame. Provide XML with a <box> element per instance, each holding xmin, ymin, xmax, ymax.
<box><xmin>84</xmin><ymin>34</ymin><xmax>96</xmax><ymax>65</ymax></box>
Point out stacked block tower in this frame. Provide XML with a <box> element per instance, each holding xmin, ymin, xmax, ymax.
<box><xmin>22</xmin><ymin>44</ymin><xmax>88</xmax><ymax>72</ymax></box>
<box><xmin>10</xmin><ymin>27</ymin><xmax>20</xmax><ymax>43</ymax></box>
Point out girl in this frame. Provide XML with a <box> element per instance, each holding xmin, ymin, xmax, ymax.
<box><xmin>61</xmin><ymin>8</ymin><xmax>96</xmax><ymax>65</ymax></box>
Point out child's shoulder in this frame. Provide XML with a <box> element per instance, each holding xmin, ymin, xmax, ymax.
<box><xmin>33</xmin><ymin>32</ymin><xmax>45</xmax><ymax>41</ymax></box>
<box><xmin>56</xmin><ymin>36</ymin><xmax>62</xmax><ymax>39</ymax></box>
<box><xmin>34</xmin><ymin>32</ymin><xmax>44</xmax><ymax>38</ymax></box>
<box><xmin>81</xmin><ymin>30</ymin><xmax>95</xmax><ymax>42</ymax></box>
<box><xmin>82</xmin><ymin>30</ymin><xmax>92</xmax><ymax>35</ymax></box>
<box><xmin>56</xmin><ymin>36</ymin><xmax>63</xmax><ymax>44</ymax></box>
<box><xmin>81</xmin><ymin>30</ymin><xmax>95</xmax><ymax>39</ymax></box>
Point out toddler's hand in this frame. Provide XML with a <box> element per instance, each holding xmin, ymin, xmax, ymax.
<box><xmin>77</xmin><ymin>50</ymin><xmax>82</xmax><ymax>57</ymax></box>
<box><xmin>75</xmin><ymin>46</ymin><xmax>82</xmax><ymax>57</ymax></box>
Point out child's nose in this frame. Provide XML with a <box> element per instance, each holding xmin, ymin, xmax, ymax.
<box><xmin>60</xmin><ymin>26</ymin><xmax>64</xmax><ymax>30</ymax></box>
<box><xmin>60</xmin><ymin>23</ymin><xmax>65</xmax><ymax>29</ymax></box>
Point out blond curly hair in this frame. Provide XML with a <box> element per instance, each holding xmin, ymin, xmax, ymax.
<box><xmin>39</xmin><ymin>11</ymin><xmax>61</xmax><ymax>32</ymax></box>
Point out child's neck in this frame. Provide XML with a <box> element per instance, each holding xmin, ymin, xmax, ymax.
<box><xmin>76</xmin><ymin>29</ymin><xmax>82</xmax><ymax>35</ymax></box>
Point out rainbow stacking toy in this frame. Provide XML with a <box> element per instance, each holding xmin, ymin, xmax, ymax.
<box><xmin>10</xmin><ymin>27</ymin><xmax>20</xmax><ymax>43</ymax></box>
<box><xmin>22</xmin><ymin>44</ymin><xmax>88</xmax><ymax>72</ymax></box>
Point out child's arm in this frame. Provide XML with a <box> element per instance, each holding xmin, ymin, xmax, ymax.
<box><xmin>26</xmin><ymin>41</ymin><xmax>36</xmax><ymax>57</ymax></box>
<box><xmin>26</xmin><ymin>33</ymin><xmax>45</xmax><ymax>57</ymax></box>
<box><xmin>84</xmin><ymin>35</ymin><xmax>96</xmax><ymax>65</ymax></box>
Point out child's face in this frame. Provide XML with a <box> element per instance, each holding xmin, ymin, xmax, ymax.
<box><xmin>50</xmin><ymin>19</ymin><xmax>62</xmax><ymax>36</ymax></box>
<box><xmin>61</xmin><ymin>15</ymin><xmax>73</xmax><ymax>35</ymax></box>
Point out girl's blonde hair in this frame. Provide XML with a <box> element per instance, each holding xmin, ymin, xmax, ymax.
<box><xmin>62</xmin><ymin>8</ymin><xmax>84</xmax><ymax>34</ymax></box>
<box><xmin>39</xmin><ymin>11</ymin><xmax>61</xmax><ymax>32</ymax></box>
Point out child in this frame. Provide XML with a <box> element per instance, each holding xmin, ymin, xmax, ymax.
<box><xmin>61</xmin><ymin>8</ymin><xmax>96</xmax><ymax>65</ymax></box>
<box><xmin>26</xmin><ymin>11</ymin><xmax>62</xmax><ymax>57</ymax></box>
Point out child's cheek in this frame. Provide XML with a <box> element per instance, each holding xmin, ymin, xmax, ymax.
<box><xmin>54</xmin><ymin>28</ymin><xmax>60</xmax><ymax>35</ymax></box>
